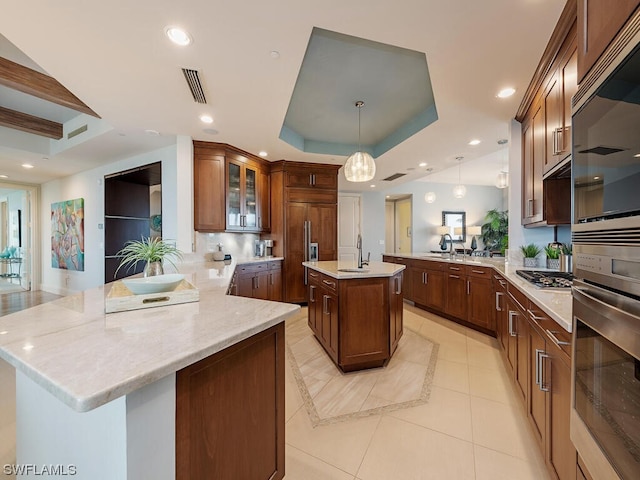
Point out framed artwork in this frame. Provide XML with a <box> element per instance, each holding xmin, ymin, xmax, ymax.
<box><xmin>51</xmin><ymin>198</ymin><xmax>85</xmax><ymax>271</ymax></box>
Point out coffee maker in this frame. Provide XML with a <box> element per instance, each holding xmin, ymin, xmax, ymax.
<box><xmin>264</xmin><ymin>239</ymin><xmax>274</xmax><ymax>257</ymax></box>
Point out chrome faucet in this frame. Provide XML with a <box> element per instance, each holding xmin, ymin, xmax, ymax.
<box><xmin>442</xmin><ymin>233</ymin><xmax>454</xmax><ymax>258</ymax></box>
<box><xmin>357</xmin><ymin>234</ymin><xmax>370</xmax><ymax>268</ymax></box>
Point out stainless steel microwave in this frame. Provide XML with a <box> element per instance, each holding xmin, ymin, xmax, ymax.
<box><xmin>572</xmin><ymin>37</ymin><xmax>640</xmax><ymax>229</ymax></box>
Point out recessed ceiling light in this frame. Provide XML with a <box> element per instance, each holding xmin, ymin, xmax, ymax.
<box><xmin>419</xmin><ymin>162</ymin><xmax>427</xmax><ymax>167</ymax></box>
<box><xmin>145</xmin><ymin>129</ymin><xmax>160</xmax><ymax>136</ymax></box>
<box><xmin>270</xmin><ymin>50</ymin><xmax>280</xmax><ymax>59</ymax></box>
<box><xmin>469</xmin><ymin>139</ymin><xmax>481</xmax><ymax>146</ymax></box>
<box><xmin>593</xmin><ymin>176</ymin><xmax>600</xmax><ymax>180</ymax></box>
<box><xmin>259</xmin><ymin>151</ymin><xmax>268</xmax><ymax>157</ymax></box>
<box><xmin>199</xmin><ymin>114</ymin><xmax>214</xmax><ymax>124</ymax></box>
<box><xmin>0</xmin><ymin>175</ymin><xmax>8</xmax><ymax>179</ymax></box>
<box><xmin>22</xmin><ymin>164</ymin><xmax>34</xmax><ymax>169</ymax></box>
<box><xmin>165</xmin><ymin>27</ymin><xmax>192</xmax><ymax>46</ymax></box>
<box><xmin>370</xmin><ymin>184</ymin><xmax>376</xmax><ymax>188</ymax></box>
<box><xmin>635</xmin><ymin>153</ymin><xmax>640</xmax><ymax>158</ymax></box>
<box><xmin>497</xmin><ymin>87</ymin><xmax>516</xmax><ymax>98</ymax></box>
<box><xmin>203</xmin><ymin>128</ymin><xmax>219</xmax><ymax>135</ymax></box>
<box><xmin>386</xmin><ymin>195</ymin><xmax>390</xmax><ymax>199</ymax></box>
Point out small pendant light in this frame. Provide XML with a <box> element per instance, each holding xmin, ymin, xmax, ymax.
<box><xmin>452</xmin><ymin>157</ymin><xmax>466</xmax><ymax>198</ymax></box>
<box><xmin>344</xmin><ymin>101</ymin><xmax>376</xmax><ymax>182</ymax></box>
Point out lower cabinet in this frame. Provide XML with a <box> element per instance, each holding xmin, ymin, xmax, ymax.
<box><xmin>234</xmin><ymin>261</ymin><xmax>282</xmax><ymax>301</ymax></box>
<box><xmin>411</xmin><ymin>261</ymin><xmax>446</xmax><ymax>311</ymax></box>
<box><xmin>176</xmin><ymin>323</ymin><xmax>285</xmax><ymax>480</ymax></box>
<box><xmin>496</xmin><ymin>281</ymin><xmax>576</xmax><ymax>480</ymax></box>
<box><xmin>307</xmin><ymin>269</ymin><xmax>403</xmax><ymax>372</ymax></box>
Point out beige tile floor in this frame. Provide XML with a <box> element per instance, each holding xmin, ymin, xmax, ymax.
<box><xmin>284</xmin><ymin>303</ymin><xmax>551</xmax><ymax>480</ymax></box>
<box><xmin>0</xmin><ymin>301</ymin><xmax>550</xmax><ymax>480</ymax></box>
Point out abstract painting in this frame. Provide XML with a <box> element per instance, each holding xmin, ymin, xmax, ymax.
<box><xmin>51</xmin><ymin>198</ymin><xmax>85</xmax><ymax>271</ymax></box>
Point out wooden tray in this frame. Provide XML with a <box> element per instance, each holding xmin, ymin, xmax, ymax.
<box><xmin>105</xmin><ymin>279</ymin><xmax>199</xmax><ymax>313</ymax></box>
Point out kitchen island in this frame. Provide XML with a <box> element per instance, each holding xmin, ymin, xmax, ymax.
<box><xmin>302</xmin><ymin>260</ymin><xmax>405</xmax><ymax>372</ymax></box>
<box><xmin>0</xmin><ymin>259</ymin><xmax>299</xmax><ymax>480</ymax></box>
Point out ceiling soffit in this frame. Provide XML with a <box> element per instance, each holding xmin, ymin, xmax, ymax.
<box><xmin>280</xmin><ymin>27</ymin><xmax>437</xmax><ymax>159</ymax></box>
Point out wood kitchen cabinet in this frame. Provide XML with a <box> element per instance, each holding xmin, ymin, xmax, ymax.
<box><xmin>234</xmin><ymin>261</ymin><xmax>282</xmax><ymax>301</ymax></box>
<box><xmin>467</xmin><ymin>267</ymin><xmax>495</xmax><ymax>331</ymax></box>
<box><xmin>193</xmin><ymin>141</ymin><xmax>226</xmax><ymax>232</ymax></box>
<box><xmin>306</xmin><ymin>268</ymin><xmax>403</xmax><ymax>372</ymax></box>
<box><xmin>577</xmin><ymin>0</ymin><xmax>640</xmax><ymax>82</ymax></box>
<box><xmin>193</xmin><ymin>142</ymin><xmax>270</xmax><ymax>233</ymax></box>
<box><xmin>176</xmin><ymin>323</ymin><xmax>285</xmax><ymax>480</ymax></box>
<box><xmin>269</xmin><ymin>161</ymin><xmax>340</xmax><ymax>304</ymax></box>
<box><xmin>521</xmin><ymin>102</ymin><xmax>545</xmax><ymax>225</ymax></box>
<box><xmin>411</xmin><ymin>260</ymin><xmax>445</xmax><ymax>312</ymax></box>
<box><xmin>445</xmin><ymin>264</ymin><xmax>468</xmax><ymax>320</ymax></box>
<box><xmin>383</xmin><ymin>256</ymin><xmax>414</xmax><ymax>301</ymax></box>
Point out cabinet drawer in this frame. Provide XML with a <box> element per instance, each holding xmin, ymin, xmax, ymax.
<box><xmin>467</xmin><ymin>266</ymin><xmax>492</xmax><ymax>278</ymax></box>
<box><xmin>286</xmin><ymin>171</ymin><xmax>337</xmax><ymax>189</ymax></box>
<box><xmin>287</xmin><ymin>188</ymin><xmax>337</xmax><ymax>204</ymax></box>
<box><xmin>507</xmin><ymin>283</ymin><xmax>528</xmax><ymax>313</ymax></box>
<box><xmin>527</xmin><ymin>303</ymin><xmax>572</xmax><ymax>358</ymax></box>
<box><xmin>446</xmin><ymin>264</ymin><xmax>467</xmax><ymax>274</ymax></box>
<box><xmin>414</xmin><ymin>259</ymin><xmax>445</xmax><ymax>271</ymax></box>
<box><xmin>237</xmin><ymin>262</ymin><xmax>269</xmax><ymax>274</ymax></box>
<box><xmin>268</xmin><ymin>261</ymin><xmax>282</xmax><ymax>271</ymax></box>
<box><xmin>319</xmin><ymin>273</ymin><xmax>337</xmax><ymax>292</ymax></box>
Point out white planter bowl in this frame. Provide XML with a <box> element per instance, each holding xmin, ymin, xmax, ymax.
<box><xmin>122</xmin><ymin>274</ymin><xmax>184</xmax><ymax>295</ymax></box>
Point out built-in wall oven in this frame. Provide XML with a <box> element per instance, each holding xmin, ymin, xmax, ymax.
<box><xmin>571</xmin><ymin>9</ymin><xmax>640</xmax><ymax>480</ymax></box>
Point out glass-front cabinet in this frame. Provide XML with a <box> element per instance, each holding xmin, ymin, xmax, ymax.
<box><xmin>226</xmin><ymin>158</ymin><xmax>259</xmax><ymax>231</ymax></box>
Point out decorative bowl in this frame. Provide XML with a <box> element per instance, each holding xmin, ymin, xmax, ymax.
<box><xmin>122</xmin><ymin>274</ymin><xmax>185</xmax><ymax>295</ymax></box>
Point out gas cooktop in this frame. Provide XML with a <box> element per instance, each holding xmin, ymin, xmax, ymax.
<box><xmin>516</xmin><ymin>270</ymin><xmax>574</xmax><ymax>289</ymax></box>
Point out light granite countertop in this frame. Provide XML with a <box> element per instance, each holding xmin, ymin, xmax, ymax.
<box><xmin>382</xmin><ymin>253</ymin><xmax>572</xmax><ymax>333</ymax></box>
<box><xmin>303</xmin><ymin>260</ymin><xmax>406</xmax><ymax>279</ymax></box>
<box><xmin>0</xmin><ymin>258</ymin><xmax>299</xmax><ymax>413</ymax></box>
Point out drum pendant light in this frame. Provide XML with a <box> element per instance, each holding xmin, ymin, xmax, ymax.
<box><xmin>344</xmin><ymin>101</ymin><xmax>376</xmax><ymax>182</ymax></box>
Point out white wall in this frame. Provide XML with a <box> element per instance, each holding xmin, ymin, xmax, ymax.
<box><xmin>355</xmin><ymin>179</ymin><xmax>505</xmax><ymax>261</ymax></box>
<box><xmin>40</xmin><ymin>140</ymin><xmax>194</xmax><ymax>294</ymax></box>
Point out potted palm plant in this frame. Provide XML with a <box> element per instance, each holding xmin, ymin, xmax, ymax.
<box><xmin>520</xmin><ymin>243</ymin><xmax>541</xmax><ymax>268</ymax></box>
<box><xmin>481</xmin><ymin>209</ymin><xmax>508</xmax><ymax>255</ymax></box>
<box><xmin>115</xmin><ymin>237</ymin><xmax>183</xmax><ymax>277</ymax></box>
<box><xmin>544</xmin><ymin>244</ymin><xmax>561</xmax><ymax>270</ymax></box>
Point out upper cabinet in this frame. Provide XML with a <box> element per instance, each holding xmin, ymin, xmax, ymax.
<box><xmin>577</xmin><ymin>0</ymin><xmax>640</xmax><ymax>83</ymax></box>
<box><xmin>193</xmin><ymin>141</ymin><xmax>226</xmax><ymax>232</ymax></box>
<box><xmin>193</xmin><ymin>142</ymin><xmax>270</xmax><ymax>233</ymax></box>
<box><xmin>516</xmin><ymin>1</ymin><xmax>577</xmax><ymax>227</ymax></box>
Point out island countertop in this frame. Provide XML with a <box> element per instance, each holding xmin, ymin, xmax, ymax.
<box><xmin>303</xmin><ymin>260</ymin><xmax>406</xmax><ymax>279</ymax></box>
<box><xmin>382</xmin><ymin>252</ymin><xmax>572</xmax><ymax>333</ymax></box>
<box><xmin>0</xmin><ymin>259</ymin><xmax>299</xmax><ymax>412</ymax></box>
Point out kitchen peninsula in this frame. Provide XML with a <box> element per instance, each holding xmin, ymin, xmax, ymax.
<box><xmin>302</xmin><ymin>260</ymin><xmax>405</xmax><ymax>372</ymax></box>
<box><xmin>0</xmin><ymin>260</ymin><xmax>299</xmax><ymax>480</ymax></box>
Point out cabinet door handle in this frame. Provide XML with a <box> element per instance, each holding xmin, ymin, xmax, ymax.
<box><xmin>527</xmin><ymin>309</ymin><xmax>546</xmax><ymax>321</ymax></box>
<box><xmin>270</xmin><ymin>273</ymin><xmax>273</xmax><ymax>285</ymax></box>
<box><xmin>539</xmin><ymin>351</ymin><xmax>550</xmax><ymax>392</ymax></box>
<box><xmin>466</xmin><ymin>280</ymin><xmax>470</xmax><ymax>295</ymax></box>
<box><xmin>535</xmin><ymin>349</ymin><xmax>543</xmax><ymax>387</ymax></box>
<box><xmin>322</xmin><ymin>279</ymin><xmax>336</xmax><ymax>289</ymax></box>
<box><xmin>395</xmin><ymin>276</ymin><xmax>402</xmax><ymax>294</ymax></box>
<box><xmin>471</xmin><ymin>269</ymin><xmax>485</xmax><ymax>274</ymax></box>
<box><xmin>323</xmin><ymin>295</ymin><xmax>329</xmax><ymax>314</ymax></box>
<box><xmin>309</xmin><ymin>272</ymin><xmax>318</xmax><ymax>278</ymax></box>
<box><xmin>495</xmin><ymin>291</ymin><xmax>503</xmax><ymax>311</ymax></box>
<box><xmin>546</xmin><ymin>329</ymin><xmax>571</xmax><ymax>346</ymax></box>
<box><xmin>508</xmin><ymin>311</ymin><xmax>517</xmax><ymax>337</ymax></box>
<box><xmin>255</xmin><ymin>276</ymin><xmax>259</xmax><ymax>289</ymax></box>
<box><xmin>422</xmin><ymin>272</ymin><xmax>426</xmax><ymax>284</ymax></box>
<box><xmin>527</xmin><ymin>199</ymin><xmax>534</xmax><ymax>217</ymax></box>
<box><xmin>310</xmin><ymin>285</ymin><xmax>315</xmax><ymax>302</ymax></box>
<box><xmin>449</xmin><ymin>274</ymin><xmax>460</xmax><ymax>279</ymax></box>
<box><xmin>449</xmin><ymin>266</ymin><xmax>461</xmax><ymax>271</ymax></box>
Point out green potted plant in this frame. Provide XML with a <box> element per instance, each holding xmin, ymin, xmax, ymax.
<box><xmin>115</xmin><ymin>237</ymin><xmax>183</xmax><ymax>277</ymax></box>
<box><xmin>544</xmin><ymin>244</ymin><xmax>561</xmax><ymax>270</ymax></box>
<box><xmin>481</xmin><ymin>209</ymin><xmax>508</xmax><ymax>255</ymax></box>
<box><xmin>520</xmin><ymin>243</ymin><xmax>541</xmax><ymax>268</ymax></box>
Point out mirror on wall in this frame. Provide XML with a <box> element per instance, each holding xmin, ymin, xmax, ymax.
<box><xmin>442</xmin><ymin>211</ymin><xmax>466</xmax><ymax>242</ymax></box>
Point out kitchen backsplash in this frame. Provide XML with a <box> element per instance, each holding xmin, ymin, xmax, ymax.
<box><xmin>182</xmin><ymin>232</ymin><xmax>261</xmax><ymax>263</ymax></box>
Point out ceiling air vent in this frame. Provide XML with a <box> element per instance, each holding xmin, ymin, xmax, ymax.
<box><xmin>67</xmin><ymin>124</ymin><xmax>88</xmax><ymax>139</ymax></box>
<box><xmin>578</xmin><ymin>146</ymin><xmax>625</xmax><ymax>155</ymax></box>
<box><xmin>383</xmin><ymin>173</ymin><xmax>406</xmax><ymax>181</ymax></box>
<box><xmin>181</xmin><ymin>68</ymin><xmax>207</xmax><ymax>104</ymax></box>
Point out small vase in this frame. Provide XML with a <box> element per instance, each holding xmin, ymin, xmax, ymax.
<box><xmin>546</xmin><ymin>258</ymin><xmax>560</xmax><ymax>270</ymax></box>
<box><xmin>144</xmin><ymin>261</ymin><xmax>164</xmax><ymax>277</ymax></box>
<box><xmin>524</xmin><ymin>257</ymin><xmax>538</xmax><ymax>268</ymax></box>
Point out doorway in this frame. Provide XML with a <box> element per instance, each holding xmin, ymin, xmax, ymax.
<box><xmin>337</xmin><ymin>194</ymin><xmax>361</xmax><ymax>262</ymax></box>
<box><xmin>385</xmin><ymin>195</ymin><xmax>413</xmax><ymax>254</ymax></box>
<box><xmin>0</xmin><ymin>187</ymin><xmax>32</xmax><ymax>294</ymax></box>
<box><xmin>104</xmin><ymin>162</ymin><xmax>162</xmax><ymax>283</ymax></box>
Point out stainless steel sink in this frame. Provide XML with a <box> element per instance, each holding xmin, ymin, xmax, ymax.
<box><xmin>337</xmin><ymin>268</ymin><xmax>370</xmax><ymax>273</ymax></box>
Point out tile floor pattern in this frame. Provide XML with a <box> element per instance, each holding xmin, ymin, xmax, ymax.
<box><xmin>284</xmin><ymin>303</ymin><xmax>551</xmax><ymax>480</ymax></box>
<box><xmin>286</xmin><ymin>315</ymin><xmax>439</xmax><ymax>426</ymax></box>
<box><xmin>0</xmin><ymin>298</ymin><xmax>550</xmax><ymax>480</ymax></box>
